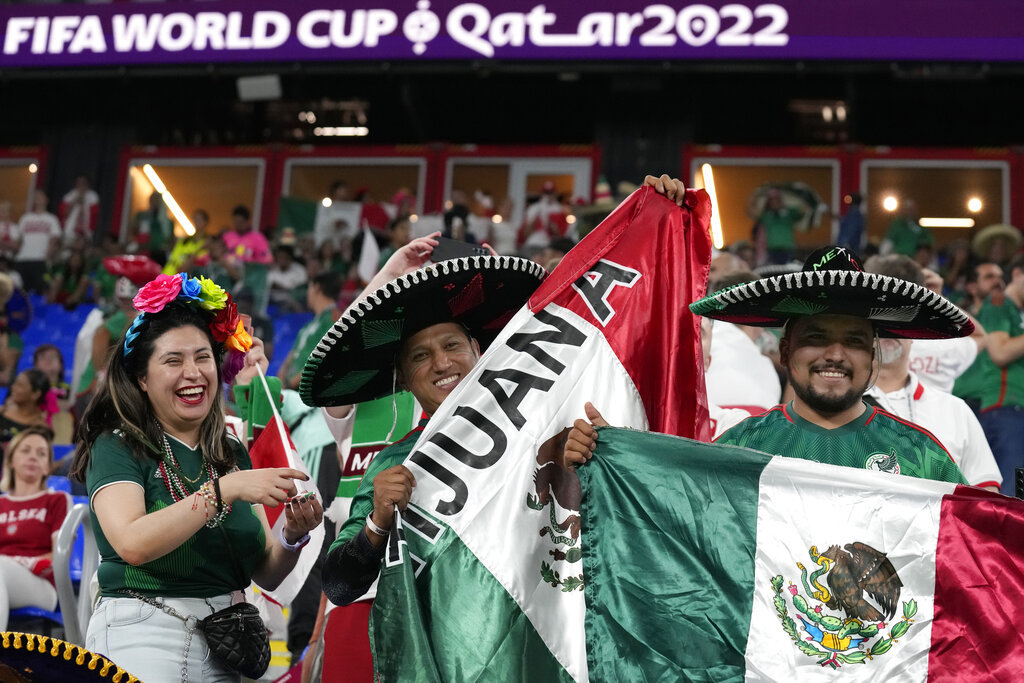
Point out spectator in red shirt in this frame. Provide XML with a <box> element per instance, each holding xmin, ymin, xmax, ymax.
<box><xmin>0</xmin><ymin>426</ymin><xmax>70</xmax><ymax>630</ymax></box>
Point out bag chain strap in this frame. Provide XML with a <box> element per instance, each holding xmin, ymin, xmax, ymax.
<box><xmin>118</xmin><ymin>589</ymin><xmax>212</xmax><ymax>683</ymax></box>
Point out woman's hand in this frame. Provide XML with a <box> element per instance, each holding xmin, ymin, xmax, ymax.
<box><xmin>282</xmin><ymin>493</ymin><xmax>324</xmax><ymax>544</ymax></box>
<box><xmin>231</xmin><ymin>336</ymin><xmax>268</xmax><ymax>388</ymax></box>
<box><xmin>219</xmin><ymin>467</ymin><xmax>309</xmax><ymax>507</ymax></box>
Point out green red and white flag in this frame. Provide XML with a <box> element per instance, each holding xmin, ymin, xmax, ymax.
<box><xmin>580</xmin><ymin>428</ymin><xmax>1024</xmax><ymax>681</ymax></box>
<box><xmin>244</xmin><ymin>371</ymin><xmax>325</xmax><ymax>605</ymax></box>
<box><xmin>370</xmin><ymin>186</ymin><xmax>714</xmax><ymax>680</ymax></box>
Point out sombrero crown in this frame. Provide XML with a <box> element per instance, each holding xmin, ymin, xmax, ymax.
<box><xmin>690</xmin><ymin>245</ymin><xmax>973</xmax><ymax>339</ymax></box>
<box><xmin>300</xmin><ymin>255</ymin><xmax>546</xmax><ymax>407</ymax></box>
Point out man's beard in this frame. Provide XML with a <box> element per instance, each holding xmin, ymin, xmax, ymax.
<box><xmin>791</xmin><ymin>364</ymin><xmax>870</xmax><ymax>416</ymax></box>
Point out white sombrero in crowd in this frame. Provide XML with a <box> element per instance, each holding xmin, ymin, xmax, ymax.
<box><xmin>690</xmin><ymin>246</ymin><xmax>973</xmax><ymax>340</ymax></box>
<box><xmin>971</xmin><ymin>223</ymin><xmax>1022</xmax><ymax>259</ymax></box>
<box><xmin>300</xmin><ymin>255</ymin><xmax>546</xmax><ymax>407</ymax></box>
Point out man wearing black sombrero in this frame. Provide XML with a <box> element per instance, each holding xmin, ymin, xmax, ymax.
<box><xmin>698</xmin><ymin>245</ymin><xmax>969</xmax><ymax>484</ymax></box>
<box><xmin>300</xmin><ymin>239</ymin><xmax>547</xmax><ymax>608</ymax></box>
<box><xmin>566</xmin><ymin>245</ymin><xmax>970</xmax><ymax>486</ymax></box>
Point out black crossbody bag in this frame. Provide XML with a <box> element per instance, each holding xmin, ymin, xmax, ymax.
<box><xmin>120</xmin><ymin>526</ymin><xmax>270</xmax><ymax>680</ymax></box>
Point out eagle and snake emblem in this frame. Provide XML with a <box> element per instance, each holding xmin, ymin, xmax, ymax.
<box><xmin>525</xmin><ymin>428</ymin><xmax>584</xmax><ymax>592</ymax></box>
<box><xmin>772</xmin><ymin>542</ymin><xmax>918</xmax><ymax>669</ymax></box>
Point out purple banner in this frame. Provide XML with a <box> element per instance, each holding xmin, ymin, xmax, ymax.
<box><xmin>0</xmin><ymin>0</ymin><xmax>1020</xmax><ymax>68</ymax></box>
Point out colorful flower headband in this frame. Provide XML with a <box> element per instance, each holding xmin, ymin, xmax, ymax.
<box><xmin>123</xmin><ymin>273</ymin><xmax>253</xmax><ymax>381</ymax></box>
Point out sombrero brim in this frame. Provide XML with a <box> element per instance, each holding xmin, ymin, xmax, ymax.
<box><xmin>690</xmin><ymin>270</ymin><xmax>973</xmax><ymax>339</ymax></box>
<box><xmin>102</xmin><ymin>255</ymin><xmax>162</xmax><ymax>286</ymax></box>
<box><xmin>971</xmin><ymin>223</ymin><xmax>1021</xmax><ymax>257</ymax></box>
<box><xmin>0</xmin><ymin>632</ymin><xmax>140</xmax><ymax>681</ymax></box>
<box><xmin>300</xmin><ymin>255</ymin><xmax>546</xmax><ymax>407</ymax></box>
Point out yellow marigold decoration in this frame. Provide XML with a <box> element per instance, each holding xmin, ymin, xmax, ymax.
<box><xmin>197</xmin><ymin>276</ymin><xmax>228</xmax><ymax>310</ymax></box>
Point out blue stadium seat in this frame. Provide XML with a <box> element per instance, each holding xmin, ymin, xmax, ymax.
<box><xmin>47</xmin><ymin>475</ymin><xmax>72</xmax><ymax>494</ymax></box>
<box><xmin>269</xmin><ymin>312</ymin><xmax>313</xmax><ymax>378</ymax></box>
<box><xmin>16</xmin><ymin>300</ymin><xmax>97</xmax><ymax>378</ymax></box>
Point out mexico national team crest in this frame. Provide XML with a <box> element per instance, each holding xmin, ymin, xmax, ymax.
<box><xmin>771</xmin><ymin>542</ymin><xmax>916</xmax><ymax>669</ymax></box>
<box><xmin>526</xmin><ymin>429</ymin><xmax>584</xmax><ymax>592</ymax></box>
<box><xmin>865</xmin><ymin>449</ymin><xmax>901</xmax><ymax>475</ymax></box>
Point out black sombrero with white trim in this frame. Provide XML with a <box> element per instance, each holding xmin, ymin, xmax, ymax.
<box><xmin>0</xmin><ymin>632</ymin><xmax>140</xmax><ymax>681</ymax></box>
<box><xmin>690</xmin><ymin>245</ymin><xmax>973</xmax><ymax>339</ymax></box>
<box><xmin>300</xmin><ymin>255</ymin><xmax>546</xmax><ymax>407</ymax></box>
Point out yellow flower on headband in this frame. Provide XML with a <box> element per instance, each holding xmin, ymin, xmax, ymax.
<box><xmin>225</xmin><ymin>319</ymin><xmax>252</xmax><ymax>353</ymax></box>
<box><xmin>197</xmin><ymin>277</ymin><xmax>228</xmax><ymax>310</ymax></box>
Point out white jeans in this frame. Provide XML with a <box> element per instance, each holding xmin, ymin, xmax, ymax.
<box><xmin>86</xmin><ymin>592</ymin><xmax>241</xmax><ymax>683</ymax></box>
<box><xmin>0</xmin><ymin>555</ymin><xmax>58</xmax><ymax>630</ymax></box>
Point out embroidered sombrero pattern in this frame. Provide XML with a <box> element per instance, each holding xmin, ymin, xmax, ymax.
<box><xmin>300</xmin><ymin>255</ymin><xmax>546</xmax><ymax>407</ymax></box>
<box><xmin>0</xmin><ymin>632</ymin><xmax>140</xmax><ymax>681</ymax></box>
<box><xmin>690</xmin><ymin>269</ymin><xmax>972</xmax><ymax>339</ymax></box>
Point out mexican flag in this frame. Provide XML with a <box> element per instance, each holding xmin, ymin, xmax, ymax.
<box><xmin>242</xmin><ymin>371</ymin><xmax>325</xmax><ymax>605</ymax></box>
<box><xmin>370</xmin><ymin>186</ymin><xmax>714</xmax><ymax>680</ymax></box>
<box><xmin>579</xmin><ymin>428</ymin><xmax>1024</xmax><ymax>681</ymax></box>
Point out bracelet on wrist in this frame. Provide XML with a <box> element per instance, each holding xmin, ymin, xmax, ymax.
<box><xmin>279</xmin><ymin>527</ymin><xmax>311</xmax><ymax>552</ymax></box>
<box><xmin>212</xmin><ymin>476</ymin><xmax>224</xmax><ymax>512</ymax></box>
<box><xmin>201</xmin><ymin>480</ymin><xmax>230</xmax><ymax>528</ymax></box>
<box><xmin>365</xmin><ymin>513</ymin><xmax>389</xmax><ymax>538</ymax></box>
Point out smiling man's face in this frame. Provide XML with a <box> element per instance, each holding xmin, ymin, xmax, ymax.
<box><xmin>397</xmin><ymin>322</ymin><xmax>481</xmax><ymax>417</ymax></box>
<box><xmin>782</xmin><ymin>314</ymin><xmax>875</xmax><ymax>417</ymax></box>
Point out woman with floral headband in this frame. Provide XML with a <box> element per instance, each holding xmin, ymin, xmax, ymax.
<box><xmin>70</xmin><ymin>273</ymin><xmax>323</xmax><ymax>682</ymax></box>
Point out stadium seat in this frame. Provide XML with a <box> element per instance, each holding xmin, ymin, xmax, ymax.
<box><xmin>53</xmin><ymin>503</ymin><xmax>98</xmax><ymax>646</ymax></box>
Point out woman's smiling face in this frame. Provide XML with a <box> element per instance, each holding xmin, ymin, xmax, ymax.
<box><xmin>138</xmin><ymin>325</ymin><xmax>218</xmax><ymax>441</ymax></box>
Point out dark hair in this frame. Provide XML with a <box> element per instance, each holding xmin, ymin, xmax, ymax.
<box><xmin>311</xmin><ymin>271</ymin><xmax>342</xmax><ymax>300</ymax></box>
<box><xmin>18</xmin><ymin>369</ymin><xmax>51</xmax><ymax>409</ymax></box>
<box><xmin>548</xmin><ymin>237</ymin><xmax>576</xmax><ymax>255</ymax></box>
<box><xmin>71</xmin><ymin>301</ymin><xmax>234</xmax><ymax>482</ymax></box>
<box><xmin>863</xmin><ymin>254</ymin><xmax>924</xmax><ymax>286</ymax></box>
<box><xmin>1008</xmin><ymin>253</ymin><xmax>1024</xmax><ymax>278</ymax></box>
<box><xmin>193</xmin><ymin>208</ymin><xmax>209</xmax><ymax>222</ymax></box>
<box><xmin>32</xmin><ymin>344</ymin><xmax>65</xmax><ymax>379</ymax></box>
<box><xmin>968</xmin><ymin>260</ymin><xmax>1001</xmax><ymax>284</ymax></box>
<box><xmin>386</xmin><ymin>217</ymin><xmax>410</xmax><ymax>233</ymax></box>
<box><xmin>231</xmin><ymin>205</ymin><xmax>251</xmax><ymax>220</ymax></box>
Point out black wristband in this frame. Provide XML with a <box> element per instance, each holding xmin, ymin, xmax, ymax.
<box><xmin>213</xmin><ymin>476</ymin><xmax>224</xmax><ymax>512</ymax></box>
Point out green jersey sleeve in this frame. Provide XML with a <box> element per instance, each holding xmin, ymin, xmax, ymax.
<box><xmin>86</xmin><ymin>431</ymin><xmax>148</xmax><ymax>500</ymax></box>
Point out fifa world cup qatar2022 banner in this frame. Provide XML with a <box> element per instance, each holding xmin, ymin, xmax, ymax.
<box><xmin>0</xmin><ymin>0</ymin><xmax>1022</xmax><ymax>68</ymax></box>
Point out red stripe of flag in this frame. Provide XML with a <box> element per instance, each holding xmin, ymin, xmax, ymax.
<box><xmin>526</xmin><ymin>186</ymin><xmax>713</xmax><ymax>440</ymax></box>
<box><xmin>248</xmin><ymin>414</ymin><xmax>299</xmax><ymax>528</ymax></box>
<box><xmin>929</xmin><ymin>485</ymin><xmax>1024</xmax><ymax>679</ymax></box>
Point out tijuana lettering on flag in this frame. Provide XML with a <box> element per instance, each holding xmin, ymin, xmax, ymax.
<box><xmin>246</xmin><ymin>367</ymin><xmax>325</xmax><ymax>605</ymax></box>
<box><xmin>370</xmin><ymin>185</ymin><xmax>713</xmax><ymax>681</ymax></box>
<box><xmin>578</xmin><ymin>427</ymin><xmax>1024</xmax><ymax>681</ymax></box>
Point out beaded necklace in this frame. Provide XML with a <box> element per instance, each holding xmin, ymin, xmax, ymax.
<box><xmin>158</xmin><ymin>434</ymin><xmax>214</xmax><ymax>501</ymax></box>
<box><xmin>158</xmin><ymin>434</ymin><xmax>231</xmax><ymax>527</ymax></box>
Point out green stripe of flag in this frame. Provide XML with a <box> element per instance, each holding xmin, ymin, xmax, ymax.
<box><xmin>371</xmin><ymin>510</ymin><xmax>573</xmax><ymax>682</ymax></box>
<box><xmin>579</xmin><ymin>427</ymin><xmax>772</xmax><ymax>681</ymax></box>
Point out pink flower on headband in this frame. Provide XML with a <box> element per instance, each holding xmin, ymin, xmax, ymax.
<box><xmin>132</xmin><ymin>273</ymin><xmax>182</xmax><ymax>313</ymax></box>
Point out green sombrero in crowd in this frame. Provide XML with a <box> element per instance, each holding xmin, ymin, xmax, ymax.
<box><xmin>0</xmin><ymin>632</ymin><xmax>140</xmax><ymax>681</ymax></box>
<box><xmin>690</xmin><ymin>246</ymin><xmax>973</xmax><ymax>339</ymax></box>
<box><xmin>300</xmin><ymin>255</ymin><xmax>546</xmax><ymax>407</ymax></box>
